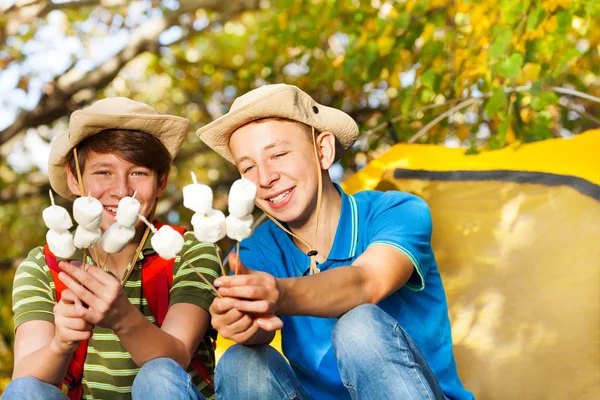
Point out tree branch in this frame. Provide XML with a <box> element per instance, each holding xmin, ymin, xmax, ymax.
<box><xmin>0</xmin><ymin>0</ymin><xmax>262</xmax><ymax>146</ymax></box>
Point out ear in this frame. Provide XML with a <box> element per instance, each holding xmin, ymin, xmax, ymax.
<box><xmin>66</xmin><ymin>164</ymin><xmax>83</xmax><ymax>197</ymax></box>
<box><xmin>315</xmin><ymin>131</ymin><xmax>336</xmax><ymax>170</ymax></box>
<box><xmin>155</xmin><ymin>174</ymin><xmax>168</xmax><ymax>198</ymax></box>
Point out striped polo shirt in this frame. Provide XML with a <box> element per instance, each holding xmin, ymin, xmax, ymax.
<box><xmin>12</xmin><ymin>227</ymin><xmax>220</xmax><ymax>399</ymax></box>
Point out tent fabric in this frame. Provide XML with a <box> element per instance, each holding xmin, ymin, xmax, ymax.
<box><xmin>341</xmin><ymin>130</ymin><xmax>600</xmax><ymax>399</ymax></box>
<box><xmin>216</xmin><ymin>131</ymin><xmax>599</xmax><ymax>399</ymax></box>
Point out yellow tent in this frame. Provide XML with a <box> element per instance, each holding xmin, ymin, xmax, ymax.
<box><xmin>343</xmin><ymin>130</ymin><xmax>600</xmax><ymax>399</ymax></box>
<box><xmin>217</xmin><ymin>130</ymin><xmax>600</xmax><ymax>399</ymax></box>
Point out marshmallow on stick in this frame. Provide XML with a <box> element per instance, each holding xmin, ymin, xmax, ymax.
<box><xmin>183</xmin><ymin>172</ymin><xmax>213</xmax><ymax>215</ymax></box>
<box><xmin>47</xmin><ymin>229</ymin><xmax>76</xmax><ymax>259</ymax></box>
<box><xmin>43</xmin><ymin>190</ymin><xmax>73</xmax><ymax>231</ymax></box>
<box><xmin>225</xmin><ymin>214</ymin><xmax>254</xmax><ymax>242</ymax></box>
<box><xmin>100</xmin><ymin>223</ymin><xmax>135</xmax><ymax>254</ymax></box>
<box><xmin>73</xmin><ymin>192</ymin><xmax>103</xmax><ymax>230</ymax></box>
<box><xmin>136</xmin><ymin>215</ymin><xmax>220</xmax><ymax>297</ymax></box>
<box><xmin>228</xmin><ymin>178</ymin><xmax>257</xmax><ymax>218</ymax></box>
<box><xmin>116</xmin><ymin>192</ymin><xmax>141</xmax><ymax>228</ymax></box>
<box><xmin>74</xmin><ymin>226</ymin><xmax>101</xmax><ymax>249</ymax></box>
<box><xmin>191</xmin><ymin>210</ymin><xmax>226</xmax><ymax>244</ymax></box>
<box><xmin>226</xmin><ymin>178</ymin><xmax>257</xmax><ymax>274</ymax></box>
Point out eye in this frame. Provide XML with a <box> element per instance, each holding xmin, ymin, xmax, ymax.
<box><xmin>132</xmin><ymin>170</ymin><xmax>149</xmax><ymax>176</ymax></box>
<box><xmin>242</xmin><ymin>165</ymin><xmax>255</xmax><ymax>174</ymax></box>
<box><xmin>273</xmin><ymin>152</ymin><xmax>288</xmax><ymax>159</ymax></box>
<box><xmin>94</xmin><ymin>170</ymin><xmax>109</xmax><ymax>175</ymax></box>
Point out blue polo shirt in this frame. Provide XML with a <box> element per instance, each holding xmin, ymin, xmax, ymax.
<box><xmin>239</xmin><ymin>185</ymin><xmax>472</xmax><ymax>400</ymax></box>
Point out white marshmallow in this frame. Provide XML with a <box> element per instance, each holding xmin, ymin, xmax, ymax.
<box><xmin>73</xmin><ymin>226</ymin><xmax>101</xmax><ymax>249</ymax></box>
<box><xmin>116</xmin><ymin>196</ymin><xmax>141</xmax><ymax>227</ymax></box>
<box><xmin>228</xmin><ymin>178</ymin><xmax>257</xmax><ymax>218</ymax></box>
<box><xmin>151</xmin><ymin>225</ymin><xmax>184</xmax><ymax>260</ymax></box>
<box><xmin>226</xmin><ymin>215</ymin><xmax>254</xmax><ymax>242</ymax></box>
<box><xmin>192</xmin><ymin>209</ymin><xmax>226</xmax><ymax>243</ymax></box>
<box><xmin>100</xmin><ymin>223</ymin><xmax>135</xmax><ymax>253</ymax></box>
<box><xmin>43</xmin><ymin>205</ymin><xmax>73</xmax><ymax>231</ymax></box>
<box><xmin>73</xmin><ymin>196</ymin><xmax>103</xmax><ymax>230</ymax></box>
<box><xmin>46</xmin><ymin>229</ymin><xmax>76</xmax><ymax>259</ymax></box>
<box><xmin>183</xmin><ymin>183</ymin><xmax>213</xmax><ymax>214</ymax></box>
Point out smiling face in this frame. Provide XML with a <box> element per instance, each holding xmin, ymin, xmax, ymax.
<box><xmin>67</xmin><ymin>151</ymin><xmax>166</xmax><ymax>232</ymax></box>
<box><xmin>229</xmin><ymin>119</ymin><xmax>335</xmax><ymax>226</ymax></box>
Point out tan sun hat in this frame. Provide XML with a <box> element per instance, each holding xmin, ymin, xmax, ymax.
<box><xmin>196</xmin><ymin>84</ymin><xmax>359</xmax><ymax>164</ymax></box>
<box><xmin>48</xmin><ymin>97</ymin><xmax>190</xmax><ymax>200</ymax></box>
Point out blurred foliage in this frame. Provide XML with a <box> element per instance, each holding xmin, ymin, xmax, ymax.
<box><xmin>0</xmin><ymin>0</ymin><xmax>598</xmax><ymax>386</ymax></box>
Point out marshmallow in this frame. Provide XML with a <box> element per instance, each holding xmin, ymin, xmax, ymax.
<box><xmin>226</xmin><ymin>215</ymin><xmax>254</xmax><ymax>242</ymax></box>
<box><xmin>183</xmin><ymin>183</ymin><xmax>213</xmax><ymax>215</ymax></box>
<box><xmin>116</xmin><ymin>196</ymin><xmax>141</xmax><ymax>227</ymax></box>
<box><xmin>151</xmin><ymin>225</ymin><xmax>184</xmax><ymax>260</ymax></box>
<box><xmin>43</xmin><ymin>205</ymin><xmax>73</xmax><ymax>231</ymax></box>
<box><xmin>73</xmin><ymin>196</ymin><xmax>103</xmax><ymax>230</ymax></box>
<box><xmin>100</xmin><ymin>223</ymin><xmax>135</xmax><ymax>253</ymax></box>
<box><xmin>228</xmin><ymin>178</ymin><xmax>257</xmax><ymax>218</ymax></box>
<box><xmin>46</xmin><ymin>229</ymin><xmax>76</xmax><ymax>259</ymax></box>
<box><xmin>73</xmin><ymin>226</ymin><xmax>101</xmax><ymax>249</ymax></box>
<box><xmin>192</xmin><ymin>209</ymin><xmax>226</xmax><ymax>243</ymax></box>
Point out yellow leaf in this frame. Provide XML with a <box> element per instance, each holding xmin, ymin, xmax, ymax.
<box><xmin>505</xmin><ymin>126</ymin><xmax>516</xmax><ymax>144</ymax></box>
<box><xmin>522</xmin><ymin>63</ymin><xmax>541</xmax><ymax>82</ymax></box>
<box><xmin>456</xmin><ymin>125</ymin><xmax>470</xmax><ymax>140</ymax></box>
<box><xmin>422</xmin><ymin>23</ymin><xmax>436</xmax><ymax>41</ymax></box>
<box><xmin>332</xmin><ymin>55</ymin><xmax>345</xmax><ymax>68</ymax></box>
<box><xmin>377</xmin><ymin>37</ymin><xmax>395</xmax><ymax>56</ymax></box>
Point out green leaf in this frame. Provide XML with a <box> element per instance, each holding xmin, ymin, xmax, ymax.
<box><xmin>490</xmin><ymin>28</ymin><xmax>512</xmax><ymax>59</ymax></box>
<box><xmin>531</xmin><ymin>92</ymin><xmax>559</xmax><ymax>111</ymax></box>
<box><xmin>556</xmin><ymin>9</ymin><xmax>572</xmax><ymax>29</ymax></box>
<box><xmin>497</xmin><ymin>53</ymin><xmax>524</xmax><ymax>78</ymax></box>
<box><xmin>421</xmin><ymin>70</ymin><xmax>436</xmax><ymax>90</ymax></box>
<box><xmin>485</xmin><ymin>87</ymin><xmax>507</xmax><ymax>116</ymax></box>
<box><xmin>527</xmin><ymin>6</ymin><xmax>546</xmax><ymax>32</ymax></box>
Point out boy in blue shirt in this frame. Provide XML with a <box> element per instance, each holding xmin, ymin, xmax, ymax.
<box><xmin>196</xmin><ymin>84</ymin><xmax>473</xmax><ymax>400</ymax></box>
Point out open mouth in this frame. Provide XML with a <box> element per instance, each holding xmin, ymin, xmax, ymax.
<box><xmin>267</xmin><ymin>189</ymin><xmax>292</xmax><ymax>204</ymax></box>
<box><xmin>104</xmin><ymin>206</ymin><xmax>118</xmax><ymax>215</ymax></box>
<box><xmin>265</xmin><ymin>187</ymin><xmax>295</xmax><ymax>209</ymax></box>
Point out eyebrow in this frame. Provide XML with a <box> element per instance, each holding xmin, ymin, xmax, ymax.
<box><xmin>88</xmin><ymin>162</ymin><xmax>114</xmax><ymax>168</ymax></box>
<box><xmin>236</xmin><ymin>140</ymin><xmax>291</xmax><ymax>165</ymax></box>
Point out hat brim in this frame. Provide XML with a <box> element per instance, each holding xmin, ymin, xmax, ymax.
<box><xmin>196</xmin><ymin>86</ymin><xmax>358</xmax><ymax>165</ymax></box>
<box><xmin>49</xmin><ymin>112</ymin><xmax>189</xmax><ymax>200</ymax></box>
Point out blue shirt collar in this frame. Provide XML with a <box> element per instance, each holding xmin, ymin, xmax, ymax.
<box><xmin>326</xmin><ymin>183</ymin><xmax>359</xmax><ymax>261</ymax></box>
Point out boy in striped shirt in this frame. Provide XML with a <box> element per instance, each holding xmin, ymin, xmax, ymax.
<box><xmin>6</xmin><ymin>98</ymin><xmax>219</xmax><ymax>400</ymax></box>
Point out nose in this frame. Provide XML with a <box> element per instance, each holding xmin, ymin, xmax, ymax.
<box><xmin>257</xmin><ymin>163</ymin><xmax>279</xmax><ymax>188</ymax></box>
<box><xmin>110</xmin><ymin>174</ymin><xmax>134</xmax><ymax>199</ymax></box>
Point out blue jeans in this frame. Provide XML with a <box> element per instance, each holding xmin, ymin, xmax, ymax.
<box><xmin>3</xmin><ymin>358</ymin><xmax>206</xmax><ymax>400</ymax></box>
<box><xmin>215</xmin><ymin>304</ymin><xmax>445</xmax><ymax>400</ymax></box>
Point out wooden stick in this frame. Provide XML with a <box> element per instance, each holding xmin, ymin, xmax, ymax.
<box><xmin>73</xmin><ymin>148</ymin><xmax>86</xmax><ymax>197</ymax></box>
<box><xmin>235</xmin><ymin>241</ymin><xmax>241</xmax><ymax>275</ymax></box>
<box><xmin>181</xmin><ymin>254</ymin><xmax>221</xmax><ymax>297</ymax></box>
<box><xmin>49</xmin><ymin>189</ymin><xmax>56</xmax><ymax>206</ymax></box>
<box><xmin>214</xmin><ymin>245</ymin><xmax>226</xmax><ymax>277</ymax></box>
<box><xmin>82</xmin><ymin>248</ymin><xmax>87</xmax><ymax>268</ymax></box>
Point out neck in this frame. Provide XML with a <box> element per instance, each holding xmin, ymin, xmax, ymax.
<box><xmin>289</xmin><ymin>181</ymin><xmax>341</xmax><ymax>263</ymax></box>
<box><xmin>94</xmin><ymin>224</ymin><xmax>148</xmax><ymax>280</ymax></box>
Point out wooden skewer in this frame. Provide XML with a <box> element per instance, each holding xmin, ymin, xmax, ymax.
<box><xmin>214</xmin><ymin>245</ymin><xmax>226</xmax><ymax>277</ymax></box>
<box><xmin>181</xmin><ymin>254</ymin><xmax>221</xmax><ymax>298</ymax></box>
<box><xmin>235</xmin><ymin>241</ymin><xmax>241</xmax><ymax>275</ymax></box>
<box><xmin>49</xmin><ymin>189</ymin><xmax>56</xmax><ymax>206</ymax></box>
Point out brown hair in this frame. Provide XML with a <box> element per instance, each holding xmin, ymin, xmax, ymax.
<box><xmin>66</xmin><ymin>129</ymin><xmax>172</xmax><ymax>182</ymax></box>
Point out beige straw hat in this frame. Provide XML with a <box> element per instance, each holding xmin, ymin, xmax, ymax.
<box><xmin>48</xmin><ymin>97</ymin><xmax>190</xmax><ymax>200</ymax></box>
<box><xmin>196</xmin><ymin>84</ymin><xmax>359</xmax><ymax>164</ymax></box>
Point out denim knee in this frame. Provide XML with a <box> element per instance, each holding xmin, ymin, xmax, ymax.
<box><xmin>217</xmin><ymin>344</ymin><xmax>278</xmax><ymax>377</ymax></box>
<box><xmin>3</xmin><ymin>376</ymin><xmax>67</xmax><ymax>400</ymax></box>
<box><xmin>133</xmin><ymin>357</ymin><xmax>187</xmax><ymax>390</ymax></box>
<box><xmin>332</xmin><ymin>304</ymin><xmax>399</xmax><ymax>358</ymax></box>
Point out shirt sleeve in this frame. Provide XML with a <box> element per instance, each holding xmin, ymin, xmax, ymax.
<box><xmin>12</xmin><ymin>247</ymin><xmax>57</xmax><ymax>330</ymax></box>
<box><xmin>367</xmin><ymin>192</ymin><xmax>434</xmax><ymax>292</ymax></box>
<box><xmin>238</xmin><ymin>226</ymin><xmax>276</xmax><ymax>275</ymax></box>
<box><xmin>170</xmin><ymin>232</ymin><xmax>221</xmax><ymax>311</ymax></box>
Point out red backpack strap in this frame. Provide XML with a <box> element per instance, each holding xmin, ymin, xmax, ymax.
<box><xmin>44</xmin><ymin>246</ymin><xmax>87</xmax><ymax>400</ymax></box>
<box><xmin>141</xmin><ymin>223</ymin><xmax>214</xmax><ymax>389</ymax></box>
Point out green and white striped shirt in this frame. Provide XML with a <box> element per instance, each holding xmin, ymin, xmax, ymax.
<box><xmin>13</xmin><ymin>228</ymin><xmax>220</xmax><ymax>399</ymax></box>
